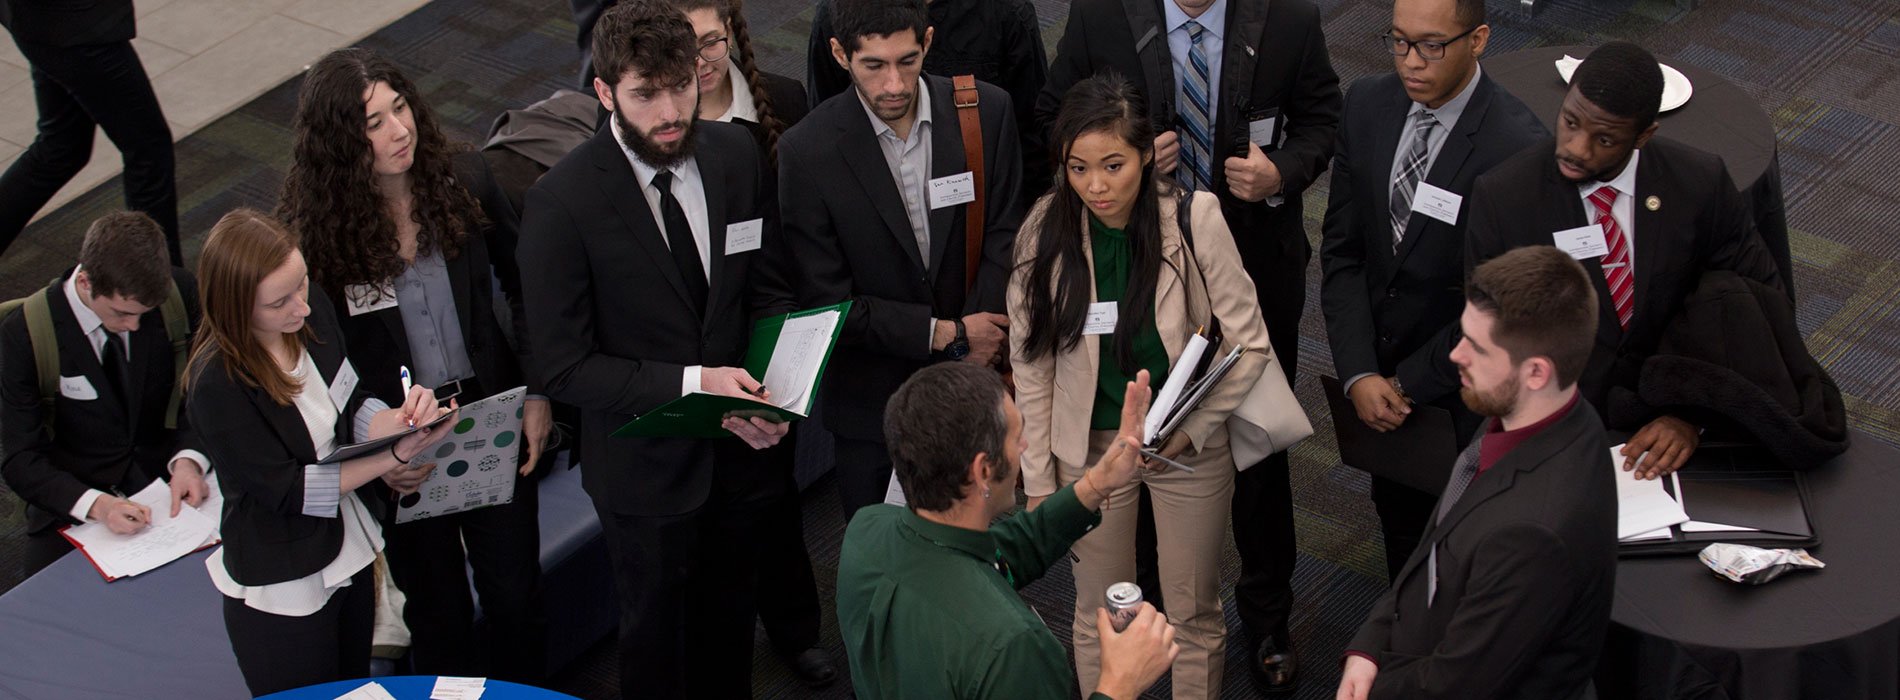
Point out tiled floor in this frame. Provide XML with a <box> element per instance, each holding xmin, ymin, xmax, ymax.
<box><xmin>0</xmin><ymin>0</ymin><xmax>432</xmax><ymax>226</ymax></box>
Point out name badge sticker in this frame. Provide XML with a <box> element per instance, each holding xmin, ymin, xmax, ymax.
<box><xmin>1248</xmin><ymin>117</ymin><xmax>1278</xmax><ymax>149</ymax></box>
<box><xmin>344</xmin><ymin>284</ymin><xmax>398</xmax><ymax>316</ymax></box>
<box><xmin>725</xmin><ymin>218</ymin><xmax>763</xmax><ymax>255</ymax></box>
<box><xmin>59</xmin><ymin>375</ymin><xmax>98</xmax><ymax>401</ymax></box>
<box><xmin>1553</xmin><ymin>225</ymin><xmax>1610</xmax><ymax>260</ymax></box>
<box><xmin>1083</xmin><ymin>301</ymin><xmax>1119</xmax><ymax>335</ymax></box>
<box><xmin>1411</xmin><ymin>183</ymin><xmax>1463</xmax><ymax>225</ymax></box>
<box><xmin>329</xmin><ymin>360</ymin><xmax>359</xmax><ymax>414</ymax></box>
<box><xmin>928</xmin><ymin>172</ymin><xmax>977</xmax><ymax>209</ymax></box>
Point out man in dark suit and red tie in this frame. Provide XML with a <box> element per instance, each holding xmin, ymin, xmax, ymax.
<box><xmin>1320</xmin><ymin>0</ymin><xmax>1546</xmax><ymax>581</ymax></box>
<box><xmin>1464</xmin><ymin>40</ymin><xmax>1782</xmax><ymax>484</ymax></box>
<box><xmin>516</xmin><ymin>2</ymin><xmax>799</xmax><ymax>696</ymax></box>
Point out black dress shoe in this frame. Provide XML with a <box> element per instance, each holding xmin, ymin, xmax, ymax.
<box><xmin>784</xmin><ymin>647</ymin><xmax>838</xmax><ymax>688</ymax></box>
<box><xmin>1249</xmin><ymin>637</ymin><xmax>1298</xmax><ymax>695</ymax></box>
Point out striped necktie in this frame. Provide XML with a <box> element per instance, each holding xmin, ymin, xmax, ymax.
<box><xmin>1590</xmin><ymin>186</ymin><xmax>1635</xmax><ymax>330</ymax></box>
<box><xmin>1389</xmin><ymin>111</ymin><xmax>1439</xmax><ymax>252</ymax></box>
<box><xmin>1177</xmin><ymin>21</ymin><xmax>1214</xmax><ymax>192</ymax></box>
<box><xmin>1428</xmin><ymin>432</ymin><xmax>1485</xmax><ymax>606</ymax></box>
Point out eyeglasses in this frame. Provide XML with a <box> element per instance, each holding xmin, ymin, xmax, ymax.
<box><xmin>1378</xmin><ymin>25</ymin><xmax>1477</xmax><ymax>61</ymax></box>
<box><xmin>697</xmin><ymin>36</ymin><xmax>730</xmax><ymax>64</ymax></box>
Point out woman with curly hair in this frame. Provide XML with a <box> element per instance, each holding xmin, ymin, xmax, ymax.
<box><xmin>675</xmin><ymin>0</ymin><xmax>809</xmax><ymax>162</ymax></box>
<box><xmin>276</xmin><ymin>47</ymin><xmax>551</xmax><ymax>682</ymax></box>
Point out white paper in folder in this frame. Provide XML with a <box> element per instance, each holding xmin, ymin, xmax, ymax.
<box><xmin>1612</xmin><ymin>444</ymin><xmax>1690</xmax><ymax>540</ymax></box>
<box><xmin>1143</xmin><ymin>333</ymin><xmax>1208</xmax><ymax>444</ymax></box>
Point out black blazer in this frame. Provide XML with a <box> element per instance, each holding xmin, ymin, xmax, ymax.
<box><xmin>187</xmin><ymin>290</ymin><xmax>380</xmax><ymax>586</ymax></box>
<box><xmin>0</xmin><ymin>0</ymin><xmax>134</xmax><ymax>46</ymax></box>
<box><xmin>518</xmin><ymin>121</ymin><xmax>795</xmax><ymax>516</ymax></box>
<box><xmin>1347</xmin><ymin>399</ymin><xmax>1616</xmax><ymax>700</ymax></box>
<box><xmin>777</xmin><ymin>73</ymin><xmax>1024</xmax><ymax>441</ymax></box>
<box><xmin>1465</xmin><ymin>137</ymin><xmax>1783</xmax><ymax>420</ymax></box>
<box><xmin>1320</xmin><ymin>71</ymin><xmax>1547</xmax><ymax>411</ymax></box>
<box><xmin>1038</xmin><ymin>0</ymin><xmax>1341</xmax><ymax>264</ymax></box>
<box><xmin>1</xmin><ymin>268</ymin><xmax>202</xmax><ymax>535</ymax></box>
<box><xmin>319</xmin><ymin>152</ymin><xmax>536</xmax><ymax>407</ymax></box>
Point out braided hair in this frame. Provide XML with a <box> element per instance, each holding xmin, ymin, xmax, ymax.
<box><xmin>671</xmin><ymin>0</ymin><xmax>786</xmax><ymax>166</ymax></box>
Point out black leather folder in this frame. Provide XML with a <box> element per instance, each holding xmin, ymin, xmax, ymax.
<box><xmin>1617</xmin><ymin>446</ymin><xmax>1818</xmax><ymax>556</ymax></box>
<box><xmin>1322</xmin><ymin>374</ymin><xmax>1460</xmax><ymax>495</ymax></box>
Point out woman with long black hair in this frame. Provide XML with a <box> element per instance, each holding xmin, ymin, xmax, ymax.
<box><xmin>1010</xmin><ymin>74</ymin><xmax>1276</xmax><ymax>699</ymax></box>
<box><xmin>276</xmin><ymin>47</ymin><xmax>551</xmax><ymax>682</ymax></box>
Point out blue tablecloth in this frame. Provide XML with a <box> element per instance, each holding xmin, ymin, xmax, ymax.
<box><xmin>0</xmin><ymin>459</ymin><xmax>611</xmax><ymax>700</ymax></box>
<box><xmin>259</xmin><ymin>676</ymin><xmax>577</xmax><ymax>700</ymax></box>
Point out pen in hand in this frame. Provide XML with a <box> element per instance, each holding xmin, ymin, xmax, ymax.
<box><xmin>399</xmin><ymin>366</ymin><xmax>415</xmax><ymax>427</ymax></box>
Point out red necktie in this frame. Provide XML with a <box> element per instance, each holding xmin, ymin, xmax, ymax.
<box><xmin>1590</xmin><ymin>186</ymin><xmax>1634</xmax><ymax>330</ymax></box>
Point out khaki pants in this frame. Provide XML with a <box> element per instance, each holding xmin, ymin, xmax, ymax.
<box><xmin>1063</xmin><ymin>430</ymin><xmax>1234</xmax><ymax>699</ymax></box>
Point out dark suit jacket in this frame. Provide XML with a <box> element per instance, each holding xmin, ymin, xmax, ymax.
<box><xmin>2</xmin><ymin>268</ymin><xmax>201</xmax><ymax>535</ymax></box>
<box><xmin>1038</xmin><ymin>0</ymin><xmax>1341</xmax><ymax>269</ymax></box>
<box><xmin>1347</xmin><ymin>398</ymin><xmax>1616</xmax><ymax>700</ymax></box>
<box><xmin>1321</xmin><ymin>71</ymin><xmax>1546</xmax><ymax>415</ymax></box>
<box><xmin>777</xmin><ymin>74</ymin><xmax>1024</xmax><ymax>441</ymax></box>
<box><xmin>1465</xmin><ymin>137</ymin><xmax>1783</xmax><ymax>420</ymax></box>
<box><xmin>187</xmin><ymin>290</ymin><xmax>381</xmax><ymax>586</ymax></box>
<box><xmin>518</xmin><ymin>121</ymin><xmax>796</xmax><ymax>516</ymax></box>
<box><xmin>0</xmin><ymin>0</ymin><xmax>134</xmax><ymax>46</ymax></box>
<box><xmin>320</xmin><ymin>152</ymin><xmax>536</xmax><ymax>407</ymax></box>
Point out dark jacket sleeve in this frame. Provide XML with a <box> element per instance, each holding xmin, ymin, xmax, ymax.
<box><xmin>1035</xmin><ymin>0</ymin><xmax>1095</xmax><ymax>149</ymax></box>
<box><xmin>1463</xmin><ymin>170</ymin><xmax>1512</xmax><ymax>279</ymax></box>
<box><xmin>0</xmin><ymin>302</ymin><xmax>87</xmax><ymax>520</ymax></box>
<box><xmin>973</xmin><ymin>89</ymin><xmax>1026</xmax><ymax>315</ymax></box>
<box><xmin>1700</xmin><ymin>158</ymin><xmax>1783</xmax><ymax>293</ymax></box>
<box><xmin>739</xmin><ymin>129</ymin><xmax>799</xmax><ymax>321</ymax></box>
<box><xmin>169</xmin><ymin>269</ymin><xmax>208</xmax><ymax>466</ymax></box>
<box><xmin>1366</xmin><ymin>523</ymin><xmax>1588</xmax><ymax>700</ymax></box>
<box><xmin>188</xmin><ymin>363</ymin><xmax>319</xmax><ymax>518</ymax></box>
<box><xmin>455</xmin><ymin>151</ymin><xmax>542</xmax><ymax>395</ymax></box>
<box><xmin>1318</xmin><ymin>83</ymin><xmax>1380</xmax><ymax>384</ymax></box>
<box><xmin>999</xmin><ymin>0</ymin><xmax>1052</xmax><ymax>198</ymax></box>
<box><xmin>517</xmin><ymin>184</ymin><xmax>686</xmax><ymax>414</ymax></box>
<box><xmin>1263</xmin><ymin>6</ymin><xmax>1342</xmax><ymax>200</ymax></box>
<box><xmin>805</xmin><ymin>0</ymin><xmax>852</xmax><ymax>108</ymax></box>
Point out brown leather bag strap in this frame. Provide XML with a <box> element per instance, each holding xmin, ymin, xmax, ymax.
<box><xmin>953</xmin><ymin>74</ymin><xmax>986</xmax><ymax>293</ymax></box>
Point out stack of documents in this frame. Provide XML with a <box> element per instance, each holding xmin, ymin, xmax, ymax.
<box><xmin>1142</xmin><ymin>333</ymin><xmax>1245</xmax><ymax>448</ymax></box>
<box><xmin>61</xmin><ymin>476</ymin><xmax>222</xmax><ymax>581</ymax></box>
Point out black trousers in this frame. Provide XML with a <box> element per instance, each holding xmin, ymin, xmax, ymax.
<box><xmin>1230</xmin><ymin>229</ymin><xmax>1309</xmax><ymax>651</ymax></box>
<box><xmin>223</xmin><ymin>566</ymin><xmax>375</xmax><ymax>697</ymax></box>
<box><xmin>596</xmin><ymin>444</ymin><xmax>788</xmax><ymax>700</ymax></box>
<box><xmin>833</xmin><ymin>435</ymin><xmax>894</xmax><ymax>522</ymax></box>
<box><xmin>753</xmin><ymin>438</ymin><xmax>821</xmax><ymax>655</ymax></box>
<box><xmin>1370</xmin><ymin>475</ymin><xmax>1437</xmax><ymax>581</ymax></box>
<box><xmin>0</xmin><ymin>37</ymin><xmax>178</xmax><ymax>263</ymax></box>
<box><xmin>383</xmin><ymin>475</ymin><xmax>547</xmax><ymax>682</ymax></box>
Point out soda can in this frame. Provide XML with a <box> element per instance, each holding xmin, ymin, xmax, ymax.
<box><xmin>1106</xmin><ymin>582</ymin><xmax>1143</xmax><ymax>632</ymax></box>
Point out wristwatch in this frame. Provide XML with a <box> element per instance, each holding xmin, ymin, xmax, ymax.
<box><xmin>945</xmin><ymin>318</ymin><xmax>971</xmax><ymax>360</ymax></box>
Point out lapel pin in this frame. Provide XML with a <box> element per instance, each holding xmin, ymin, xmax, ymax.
<box><xmin>1645</xmin><ymin>195</ymin><xmax>1661</xmax><ymax>212</ymax></box>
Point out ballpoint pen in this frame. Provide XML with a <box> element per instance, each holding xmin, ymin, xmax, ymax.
<box><xmin>1137</xmin><ymin>446</ymin><xmax>1197</xmax><ymax>473</ymax></box>
<box><xmin>399</xmin><ymin>365</ymin><xmax>414</xmax><ymax>427</ymax></box>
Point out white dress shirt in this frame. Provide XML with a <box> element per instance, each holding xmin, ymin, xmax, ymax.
<box><xmin>711</xmin><ymin>61</ymin><xmax>759</xmax><ymax>124</ymax></box>
<box><xmin>610</xmin><ymin>117</ymin><xmax>714</xmax><ymax>395</ymax></box>
<box><xmin>61</xmin><ymin>268</ymin><xmax>211</xmax><ymax>522</ymax></box>
<box><xmin>1164</xmin><ymin>0</ymin><xmax>1227</xmax><ymax>111</ymax></box>
<box><xmin>1578</xmin><ymin>148</ymin><xmax>1642</xmax><ymax>276</ymax></box>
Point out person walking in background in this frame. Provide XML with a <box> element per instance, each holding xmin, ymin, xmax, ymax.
<box><xmin>0</xmin><ymin>0</ymin><xmax>180</xmax><ymax>264</ymax></box>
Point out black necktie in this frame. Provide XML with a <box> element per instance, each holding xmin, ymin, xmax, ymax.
<box><xmin>101</xmin><ymin>331</ymin><xmax>131</xmax><ymax>403</ymax></box>
<box><xmin>651</xmin><ymin>170</ymin><xmax>708</xmax><ymax>314</ymax></box>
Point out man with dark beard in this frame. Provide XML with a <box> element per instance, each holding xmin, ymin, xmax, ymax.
<box><xmin>1338</xmin><ymin>246</ymin><xmax>1616</xmax><ymax>700</ymax></box>
<box><xmin>515</xmin><ymin>1</ymin><xmax>798</xmax><ymax>696</ymax></box>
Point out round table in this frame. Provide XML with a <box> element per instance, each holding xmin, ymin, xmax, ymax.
<box><xmin>1487</xmin><ymin>45</ymin><xmax>1795</xmax><ymax>300</ymax></box>
<box><xmin>1597</xmin><ymin>436</ymin><xmax>1900</xmax><ymax>699</ymax></box>
<box><xmin>258</xmin><ymin>676</ymin><xmax>580</xmax><ymax>700</ymax></box>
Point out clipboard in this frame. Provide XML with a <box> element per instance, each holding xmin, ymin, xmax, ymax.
<box><xmin>613</xmin><ymin>301</ymin><xmax>852</xmax><ymax>439</ymax></box>
<box><xmin>1320</xmin><ymin>374</ymin><xmax>1459</xmax><ymax>495</ymax></box>
<box><xmin>317</xmin><ymin>407</ymin><xmax>458</xmax><ymax>464</ymax></box>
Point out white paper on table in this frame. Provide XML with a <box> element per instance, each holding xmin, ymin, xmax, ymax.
<box><xmin>1611</xmin><ymin>444</ymin><xmax>1690</xmax><ymax>540</ymax></box>
<box><xmin>1624</xmin><ymin>527</ymin><xmax>1674</xmax><ymax>541</ymax></box>
<box><xmin>430</xmin><ymin>675</ymin><xmax>487</xmax><ymax>700</ymax></box>
<box><xmin>1143</xmin><ymin>333</ymin><xmax>1209</xmax><ymax>444</ymax></box>
<box><xmin>63</xmin><ymin>479</ymin><xmax>220</xmax><ymax>580</ymax></box>
<box><xmin>1671</xmin><ymin>474</ymin><xmax>1761</xmax><ymax>532</ymax></box>
<box><xmin>334</xmin><ymin>681</ymin><xmax>399</xmax><ymax>700</ymax></box>
<box><xmin>760</xmin><ymin>310</ymin><xmax>839</xmax><ymax>414</ymax></box>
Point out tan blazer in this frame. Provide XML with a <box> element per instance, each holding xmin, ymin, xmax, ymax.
<box><xmin>1010</xmin><ymin>190</ymin><xmax>1276</xmax><ymax>497</ymax></box>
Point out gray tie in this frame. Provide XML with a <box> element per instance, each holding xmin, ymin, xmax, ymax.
<box><xmin>1428</xmin><ymin>431</ymin><xmax>1485</xmax><ymax>605</ymax></box>
<box><xmin>1389</xmin><ymin>111</ymin><xmax>1439</xmax><ymax>252</ymax></box>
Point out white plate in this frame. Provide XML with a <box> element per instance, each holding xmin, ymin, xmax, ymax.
<box><xmin>1555</xmin><ymin>54</ymin><xmax>1694</xmax><ymax>113</ymax></box>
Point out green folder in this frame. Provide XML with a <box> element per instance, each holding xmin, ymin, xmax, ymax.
<box><xmin>612</xmin><ymin>300</ymin><xmax>853</xmax><ymax>439</ymax></box>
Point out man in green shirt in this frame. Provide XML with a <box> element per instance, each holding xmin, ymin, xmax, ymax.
<box><xmin>837</xmin><ymin>362</ymin><xmax>1179</xmax><ymax>699</ymax></box>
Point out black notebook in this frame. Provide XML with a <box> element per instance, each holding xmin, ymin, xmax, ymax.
<box><xmin>1321</xmin><ymin>374</ymin><xmax>1460</xmax><ymax>495</ymax></box>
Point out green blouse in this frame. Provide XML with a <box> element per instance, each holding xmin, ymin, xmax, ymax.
<box><xmin>1088</xmin><ymin>215</ymin><xmax>1171</xmax><ymax>430</ymax></box>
